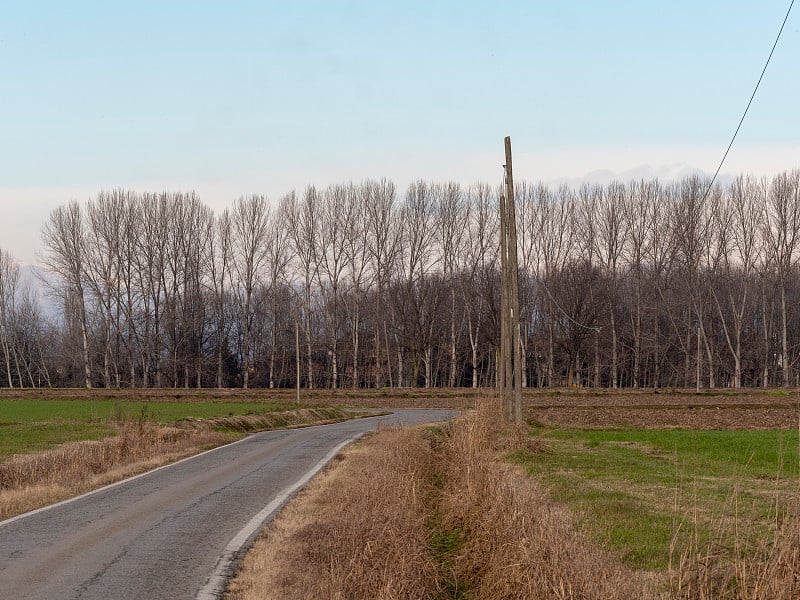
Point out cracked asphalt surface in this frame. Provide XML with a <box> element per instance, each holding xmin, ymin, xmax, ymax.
<box><xmin>0</xmin><ymin>409</ymin><xmax>455</xmax><ymax>600</ymax></box>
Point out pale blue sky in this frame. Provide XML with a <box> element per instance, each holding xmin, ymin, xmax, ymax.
<box><xmin>1</xmin><ymin>1</ymin><xmax>798</xmax><ymax>263</ymax></box>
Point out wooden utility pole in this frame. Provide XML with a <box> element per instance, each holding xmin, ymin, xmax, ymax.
<box><xmin>499</xmin><ymin>136</ymin><xmax>523</xmax><ymax>424</ymax></box>
<box><xmin>296</xmin><ymin>318</ymin><xmax>301</xmax><ymax>403</ymax></box>
<box><xmin>499</xmin><ymin>193</ymin><xmax>510</xmax><ymax>412</ymax></box>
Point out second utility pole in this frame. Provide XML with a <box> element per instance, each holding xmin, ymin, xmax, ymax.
<box><xmin>500</xmin><ymin>136</ymin><xmax>523</xmax><ymax>424</ymax></box>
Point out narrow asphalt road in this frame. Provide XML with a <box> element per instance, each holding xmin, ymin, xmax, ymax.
<box><xmin>0</xmin><ymin>409</ymin><xmax>456</xmax><ymax>600</ymax></box>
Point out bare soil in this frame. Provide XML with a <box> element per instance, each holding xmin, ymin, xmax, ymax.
<box><xmin>527</xmin><ymin>388</ymin><xmax>800</xmax><ymax>429</ymax></box>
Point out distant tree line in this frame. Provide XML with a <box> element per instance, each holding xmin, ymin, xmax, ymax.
<box><xmin>1</xmin><ymin>171</ymin><xmax>799</xmax><ymax>389</ymax></box>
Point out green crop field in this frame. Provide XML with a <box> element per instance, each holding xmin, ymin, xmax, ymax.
<box><xmin>514</xmin><ymin>427</ymin><xmax>800</xmax><ymax>570</ymax></box>
<box><xmin>0</xmin><ymin>397</ymin><xmax>303</xmax><ymax>458</ymax></box>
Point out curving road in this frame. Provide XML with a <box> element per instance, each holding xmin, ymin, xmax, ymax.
<box><xmin>0</xmin><ymin>409</ymin><xmax>455</xmax><ymax>600</ymax></box>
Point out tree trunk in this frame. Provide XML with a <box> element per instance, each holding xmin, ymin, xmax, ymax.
<box><xmin>610</xmin><ymin>310</ymin><xmax>618</xmax><ymax>388</ymax></box>
<box><xmin>77</xmin><ymin>286</ymin><xmax>92</xmax><ymax>389</ymax></box>
<box><xmin>384</xmin><ymin>321</ymin><xmax>393</xmax><ymax>387</ymax></box>
<box><xmin>702</xmin><ymin>324</ymin><xmax>715</xmax><ymax>388</ymax></box>
<box><xmin>396</xmin><ymin>346</ymin><xmax>404</xmax><ymax>388</ymax></box>
<box><xmin>781</xmin><ymin>284</ymin><xmax>790</xmax><ymax>387</ymax></box>
<box><xmin>521</xmin><ymin>321</ymin><xmax>528</xmax><ymax>388</ymax></box>
<box><xmin>632</xmin><ymin>283</ymin><xmax>641</xmax><ymax>389</ymax></box>
<box><xmin>269</xmin><ymin>322</ymin><xmax>276</xmax><ymax>389</ymax></box>
<box><xmin>0</xmin><ymin>316</ymin><xmax>13</xmax><ymax>388</ymax></box>
<box><xmin>762</xmin><ymin>285</ymin><xmax>770</xmax><ymax>388</ymax></box>
<box><xmin>547</xmin><ymin>310</ymin><xmax>555</xmax><ymax>387</ymax></box>
<box><xmin>468</xmin><ymin>312</ymin><xmax>478</xmax><ymax>389</ymax></box>
<box><xmin>305</xmin><ymin>287</ymin><xmax>314</xmax><ymax>390</ymax></box>
<box><xmin>216</xmin><ymin>311</ymin><xmax>224</xmax><ymax>389</ymax></box>
<box><xmin>696</xmin><ymin>322</ymin><xmax>701</xmax><ymax>393</ymax></box>
<box><xmin>594</xmin><ymin>329</ymin><xmax>600</xmax><ymax>387</ymax></box>
<box><xmin>449</xmin><ymin>288</ymin><xmax>457</xmax><ymax>388</ymax></box>
<box><xmin>352</xmin><ymin>304</ymin><xmax>359</xmax><ymax>389</ymax></box>
<box><xmin>331</xmin><ymin>341</ymin><xmax>338</xmax><ymax>390</ymax></box>
<box><xmin>242</xmin><ymin>289</ymin><xmax>252</xmax><ymax>389</ymax></box>
<box><xmin>424</xmin><ymin>347</ymin><xmax>432</xmax><ymax>388</ymax></box>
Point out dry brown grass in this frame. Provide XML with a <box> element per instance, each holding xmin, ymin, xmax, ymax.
<box><xmin>669</xmin><ymin>486</ymin><xmax>800</xmax><ymax>599</ymax></box>
<box><xmin>0</xmin><ymin>420</ymin><xmax>232</xmax><ymax>520</ymax></box>
<box><xmin>670</xmin><ymin>517</ymin><xmax>800</xmax><ymax>599</ymax></box>
<box><xmin>225</xmin><ymin>426</ymin><xmax>440</xmax><ymax>600</ymax></box>
<box><xmin>436</xmin><ymin>406</ymin><xmax>655</xmax><ymax>599</ymax></box>
<box><xmin>181</xmin><ymin>406</ymin><xmax>356</xmax><ymax>432</ymax></box>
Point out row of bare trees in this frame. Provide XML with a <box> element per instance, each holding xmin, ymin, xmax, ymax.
<box><xmin>0</xmin><ymin>250</ymin><xmax>53</xmax><ymax>387</ymax></box>
<box><xmin>515</xmin><ymin>171</ymin><xmax>800</xmax><ymax>389</ymax></box>
<box><xmin>3</xmin><ymin>170</ymin><xmax>799</xmax><ymax>389</ymax></box>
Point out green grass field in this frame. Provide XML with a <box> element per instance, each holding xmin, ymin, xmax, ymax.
<box><xmin>0</xmin><ymin>398</ymin><xmax>303</xmax><ymax>457</ymax></box>
<box><xmin>514</xmin><ymin>427</ymin><xmax>800</xmax><ymax>570</ymax></box>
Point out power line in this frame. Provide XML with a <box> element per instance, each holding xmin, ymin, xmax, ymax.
<box><xmin>702</xmin><ymin>0</ymin><xmax>795</xmax><ymax>200</ymax></box>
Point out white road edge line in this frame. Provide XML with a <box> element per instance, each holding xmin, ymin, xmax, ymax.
<box><xmin>0</xmin><ymin>415</ymin><xmax>385</xmax><ymax>530</ymax></box>
<box><xmin>195</xmin><ymin>432</ymin><xmax>366</xmax><ymax>600</ymax></box>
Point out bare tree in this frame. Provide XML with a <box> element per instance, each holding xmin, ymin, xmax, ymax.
<box><xmin>116</xmin><ymin>196</ymin><xmax>142</xmax><ymax>387</ymax></box>
<box><xmin>85</xmin><ymin>190</ymin><xmax>133</xmax><ymax>388</ymax></box>
<box><xmin>396</xmin><ymin>180</ymin><xmax>439</xmax><ymax>387</ymax></box>
<box><xmin>364</xmin><ymin>179</ymin><xmax>399</xmax><ymax>387</ymax></box>
<box><xmin>762</xmin><ymin>170</ymin><xmax>800</xmax><ymax>386</ymax></box>
<box><xmin>465</xmin><ymin>183</ymin><xmax>498</xmax><ymax>388</ymax></box>
<box><xmin>15</xmin><ymin>285</ymin><xmax>52</xmax><ymax>387</ymax></box>
<box><xmin>436</xmin><ymin>182</ymin><xmax>468</xmax><ymax>388</ymax></box>
<box><xmin>674</xmin><ymin>177</ymin><xmax>715</xmax><ymax>389</ymax></box>
<box><xmin>231</xmin><ymin>195</ymin><xmax>270</xmax><ymax>389</ymax></box>
<box><xmin>531</xmin><ymin>185</ymin><xmax>576</xmax><ymax>386</ymax></box>
<box><xmin>285</xmin><ymin>188</ymin><xmax>319</xmax><ymax>389</ymax></box>
<box><xmin>0</xmin><ymin>249</ymin><xmax>20</xmax><ymax>387</ymax></box>
<box><xmin>709</xmin><ymin>176</ymin><xmax>761</xmax><ymax>387</ymax></box>
<box><xmin>135</xmin><ymin>193</ymin><xmax>170</xmax><ymax>387</ymax></box>
<box><xmin>181</xmin><ymin>196</ymin><xmax>213</xmax><ymax>388</ymax></box>
<box><xmin>208</xmin><ymin>209</ymin><xmax>232</xmax><ymax>387</ymax></box>
<box><xmin>642</xmin><ymin>182</ymin><xmax>679</xmax><ymax>388</ymax></box>
<box><xmin>311</xmin><ymin>185</ymin><xmax>350</xmax><ymax>388</ymax></box>
<box><xmin>42</xmin><ymin>202</ymin><xmax>92</xmax><ymax>388</ymax></box>
<box><xmin>265</xmin><ymin>203</ymin><xmax>291</xmax><ymax>389</ymax></box>
<box><xmin>625</xmin><ymin>180</ymin><xmax>656</xmax><ymax>387</ymax></box>
<box><xmin>592</xmin><ymin>181</ymin><xmax>629</xmax><ymax>388</ymax></box>
<box><xmin>341</xmin><ymin>183</ymin><xmax>371</xmax><ymax>388</ymax></box>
